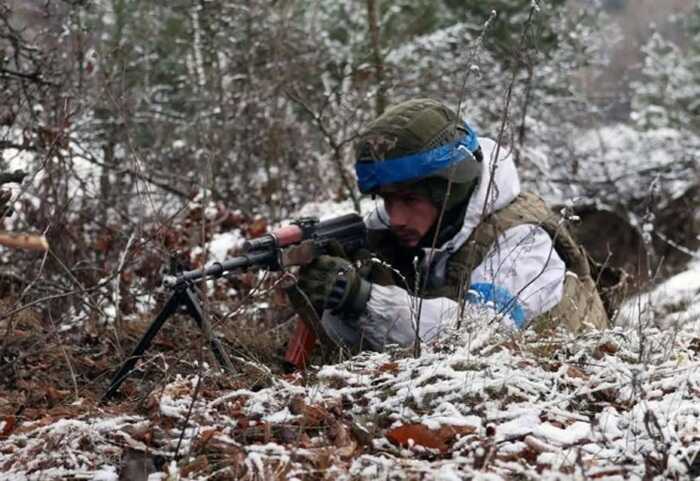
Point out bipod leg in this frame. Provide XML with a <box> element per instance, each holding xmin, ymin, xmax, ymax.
<box><xmin>181</xmin><ymin>286</ymin><xmax>235</xmax><ymax>373</ymax></box>
<box><xmin>101</xmin><ymin>291</ymin><xmax>182</xmax><ymax>403</ymax></box>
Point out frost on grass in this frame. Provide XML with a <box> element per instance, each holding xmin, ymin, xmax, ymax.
<box><xmin>3</xmin><ymin>324</ymin><xmax>700</xmax><ymax>478</ymax></box>
<box><xmin>2</xmin><ymin>264</ymin><xmax>700</xmax><ymax>480</ymax></box>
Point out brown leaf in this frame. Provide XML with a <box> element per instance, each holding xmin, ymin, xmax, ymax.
<box><xmin>385</xmin><ymin>424</ymin><xmax>446</xmax><ymax>452</ymax></box>
<box><xmin>298</xmin><ymin>432</ymin><xmax>312</xmax><ymax>448</ymax></box>
<box><xmin>45</xmin><ymin>386</ymin><xmax>69</xmax><ymax>403</ymax></box>
<box><xmin>378</xmin><ymin>362</ymin><xmax>400</xmax><ymax>374</ymax></box>
<box><xmin>386</xmin><ymin>423</ymin><xmax>477</xmax><ymax>452</ymax></box>
<box><xmin>289</xmin><ymin>396</ymin><xmax>331</xmax><ymax>427</ymax></box>
<box><xmin>566</xmin><ymin>366</ymin><xmax>589</xmax><ymax>380</ymax></box>
<box><xmin>593</xmin><ymin>341</ymin><xmax>619</xmax><ymax>360</ymax></box>
<box><xmin>181</xmin><ymin>455</ymin><xmax>209</xmax><ymax>477</ymax></box>
<box><xmin>328</xmin><ymin>420</ymin><xmax>358</xmax><ymax>458</ymax></box>
<box><xmin>302</xmin><ymin>404</ymin><xmax>330</xmax><ymax>427</ymax></box>
<box><xmin>0</xmin><ymin>416</ymin><xmax>16</xmax><ymax>438</ymax></box>
<box><xmin>192</xmin><ymin>428</ymin><xmax>219</xmax><ymax>451</ymax></box>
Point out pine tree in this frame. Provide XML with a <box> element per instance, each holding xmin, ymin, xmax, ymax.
<box><xmin>630</xmin><ymin>2</ymin><xmax>700</xmax><ymax>131</ymax></box>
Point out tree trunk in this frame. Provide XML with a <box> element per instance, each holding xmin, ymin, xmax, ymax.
<box><xmin>366</xmin><ymin>0</ymin><xmax>386</xmax><ymax>116</ymax></box>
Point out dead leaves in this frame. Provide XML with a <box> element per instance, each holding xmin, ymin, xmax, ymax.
<box><xmin>287</xmin><ymin>397</ymin><xmax>358</xmax><ymax>457</ymax></box>
<box><xmin>289</xmin><ymin>396</ymin><xmax>332</xmax><ymax>427</ymax></box>
<box><xmin>566</xmin><ymin>365</ymin><xmax>589</xmax><ymax>380</ymax></box>
<box><xmin>385</xmin><ymin>423</ymin><xmax>476</xmax><ymax>453</ymax></box>
<box><xmin>378</xmin><ymin>362</ymin><xmax>400</xmax><ymax>375</ymax></box>
<box><xmin>1</xmin><ymin>416</ymin><xmax>16</xmax><ymax>438</ymax></box>
<box><xmin>180</xmin><ymin>455</ymin><xmax>209</xmax><ymax>478</ymax></box>
<box><xmin>592</xmin><ymin>340</ymin><xmax>619</xmax><ymax>360</ymax></box>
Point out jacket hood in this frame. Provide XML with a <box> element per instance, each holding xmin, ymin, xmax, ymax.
<box><xmin>365</xmin><ymin>136</ymin><xmax>521</xmax><ymax>255</ymax></box>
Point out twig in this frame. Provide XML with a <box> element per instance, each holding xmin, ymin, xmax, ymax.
<box><xmin>112</xmin><ymin>232</ymin><xmax>137</xmax><ymax>354</ymax></box>
<box><xmin>414</xmin><ymin>9</ymin><xmax>497</xmax><ymax>355</ymax></box>
<box><xmin>175</xmin><ymin>373</ymin><xmax>204</xmax><ymax>460</ymax></box>
<box><xmin>49</xmin><ymin>311</ymin><xmax>80</xmax><ymax>399</ymax></box>
<box><xmin>0</xmin><ymin>170</ymin><xmax>27</xmax><ymax>184</ymax></box>
<box><xmin>285</xmin><ymin>90</ymin><xmax>361</xmax><ymax>212</ymax></box>
<box><xmin>0</xmin><ymin>243</ymin><xmax>49</xmax><ymax>355</ymax></box>
<box><xmin>0</xmin><ymin>275</ymin><xmax>117</xmax><ymax>323</ymax></box>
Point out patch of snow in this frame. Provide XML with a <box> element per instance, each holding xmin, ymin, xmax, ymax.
<box><xmin>92</xmin><ymin>466</ymin><xmax>118</xmax><ymax>481</ymax></box>
<box><xmin>205</xmin><ymin>230</ymin><xmax>244</xmax><ymax>262</ymax></box>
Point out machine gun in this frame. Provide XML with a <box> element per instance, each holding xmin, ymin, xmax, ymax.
<box><xmin>101</xmin><ymin>213</ymin><xmax>367</xmax><ymax>402</ymax></box>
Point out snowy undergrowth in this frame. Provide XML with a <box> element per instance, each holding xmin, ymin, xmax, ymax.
<box><xmin>2</xmin><ymin>267</ymin><xmax>700</xmax><ymax>480</ymax></box>
<box><xmin>2</xmin><ymin>202</ymin><xmax>699</xmax><ymax>481</ymax></box>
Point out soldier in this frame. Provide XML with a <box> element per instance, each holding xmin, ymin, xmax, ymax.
<box><xmin>291</xmin><ymin>98</ymin><xmax>608</xmax><ymax>352</ymax></box>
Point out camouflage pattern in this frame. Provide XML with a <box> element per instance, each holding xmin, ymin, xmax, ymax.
<box><xmin>365</xmin><ymin>193</ymin><xmax>610</xmax><ymax>333</ymax></box>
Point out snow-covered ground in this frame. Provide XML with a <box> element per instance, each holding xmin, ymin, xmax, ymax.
<box><xmin>1</xmin><ymin>254</ymin><xmax>699</xmax><ymax>480</ymax></box>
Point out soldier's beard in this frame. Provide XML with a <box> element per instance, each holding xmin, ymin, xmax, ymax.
<box><xmin>393</xmin><ymin>228</ymin><xmax>422</xmax><ymax>247</ymax></box>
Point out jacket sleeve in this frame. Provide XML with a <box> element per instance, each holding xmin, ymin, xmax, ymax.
<box><xmin>320</xmin><ymin>284</ymin><xmax>460</xmax><ymax>352</ymax></box>
<box><xmin>467</xmin><ymin>224</ymin><xmax>566</xmax><ymax>328</ymax></box>
<box><xmin>320</xmin><ymin>224</ymin><xmax>566</xmax><ymax>351</ymax></box>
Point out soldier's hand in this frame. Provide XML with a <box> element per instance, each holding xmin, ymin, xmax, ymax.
<box><xmin>297</xmin><ymin>255</ymin><xmax>371</xmax><ymax>315</ymax></box>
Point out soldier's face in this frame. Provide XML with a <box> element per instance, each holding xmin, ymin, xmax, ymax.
<box><xmin>380</xmin><ymin>190</ymin><xmax>439</xmax><ymax>247</ymax></box>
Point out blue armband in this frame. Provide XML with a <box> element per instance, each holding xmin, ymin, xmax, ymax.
<box><xmin>466</xmin><ymin>283</ymin><xmax>526</xmax><ymax>328</ymax></box>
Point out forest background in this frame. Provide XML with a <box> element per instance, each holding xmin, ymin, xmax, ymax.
<box><xmin>1</xmin><ymin>0</ymin><xmax>699</xmax><ymax>329</ymax></box>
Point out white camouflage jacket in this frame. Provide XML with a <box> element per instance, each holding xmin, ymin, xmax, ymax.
<box><xmin>321</xmin><ymin>138</ymin><xmax>566</xmax><ymax>351</ymax></box>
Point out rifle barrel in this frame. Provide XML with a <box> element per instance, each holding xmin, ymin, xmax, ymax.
<box><xmin>163</xmin><ymin>249</ymin><xmax>275</xmax><ymax>288</ymax></box>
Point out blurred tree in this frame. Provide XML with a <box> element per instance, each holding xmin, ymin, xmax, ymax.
<box><xmin>444</xmin><ymin>0</ymin><xmax>567</xmax><ymax>64</ymax></box>
<box><xmin>630</xmin><ymin>3</ymin><xmax>700</xmax><ymax>132</ymax></box>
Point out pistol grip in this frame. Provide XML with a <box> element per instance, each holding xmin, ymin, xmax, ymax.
<box><xmin>285</xmin><ymin>317</ymin><xmax>317</xmax><ymax>369</ymax></box>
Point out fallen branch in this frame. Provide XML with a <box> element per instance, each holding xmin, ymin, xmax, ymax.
<box><xmin>0</xmin><ymin>170</ymin><xmax>27</xmax><ymax>184</ymax></box>
<box><xmin>0</xmin><ymin>231</ymin><xmax>49</xmax><ymax>252</ymax></box>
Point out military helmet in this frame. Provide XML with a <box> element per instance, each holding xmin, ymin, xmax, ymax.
<box><xmin>354</xmin><ymin>98</ymin><xmax>482</xmax><ymax>209</ymax></box>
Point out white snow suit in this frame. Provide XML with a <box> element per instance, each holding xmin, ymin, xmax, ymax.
<box><xmin>320</xmin><ymin>138</ymin><xmax>608</xmax><ymax>351</ymax></box>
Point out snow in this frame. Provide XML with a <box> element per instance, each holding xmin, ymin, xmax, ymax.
<box><xmin>3</xmin><ymin>286</ymin><xmax>700</xmax><ymax>477</ymax></box>
<box><xmin>204</xmin><ymin>230</ymin><xmax>244</xmax><ymax>262</ymax></box>
<box><xmin>533</xmin><ymin>421</ymin><xmax>591</xmax><ymax>446</ymax></box>
<box><xmin>91</xmin><ymin>467</ymin><xmax>118</xmax><ymax>481</ymax></box>
<box><xmin>3</xmin><ymin>124</ymin><xmax>700</xmax><ymax>479</ymax></box>
<box><xmin>619</xmin><ymin>259</ymin><xmax>700</xmax><ymax>328</ymax></box>
<box><xmin>496</xmin><ymin>410</ymin><xmax>541</xmax><ymax>440</ymax></box>
<box><xmin>526</xmin><ymin>122</ymin><xmax>700</xmax><ymax>209</ymax></box>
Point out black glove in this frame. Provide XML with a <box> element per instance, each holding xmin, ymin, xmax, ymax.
<box><xmin>297</xmin><ymin>255</ymin><xmax>372</xmax><ymax>315</ymax></box>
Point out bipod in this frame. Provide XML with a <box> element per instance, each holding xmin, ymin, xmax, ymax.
<box><xmin>101</xmin><ymin>273</ymin><xmax>234</xmax><ymax>403</ymax></box>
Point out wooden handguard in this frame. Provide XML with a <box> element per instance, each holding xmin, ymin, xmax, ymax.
<box><xmin>284</xmin><ymin>317</ymin><xmax>317</xmax><ymax>369</ymax></box>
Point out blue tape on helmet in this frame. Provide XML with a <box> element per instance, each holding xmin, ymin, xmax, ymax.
<box><xmin>356</xmin><ymin>123</ymin><xmax>479</xmax><ymax>193</ymax></box>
